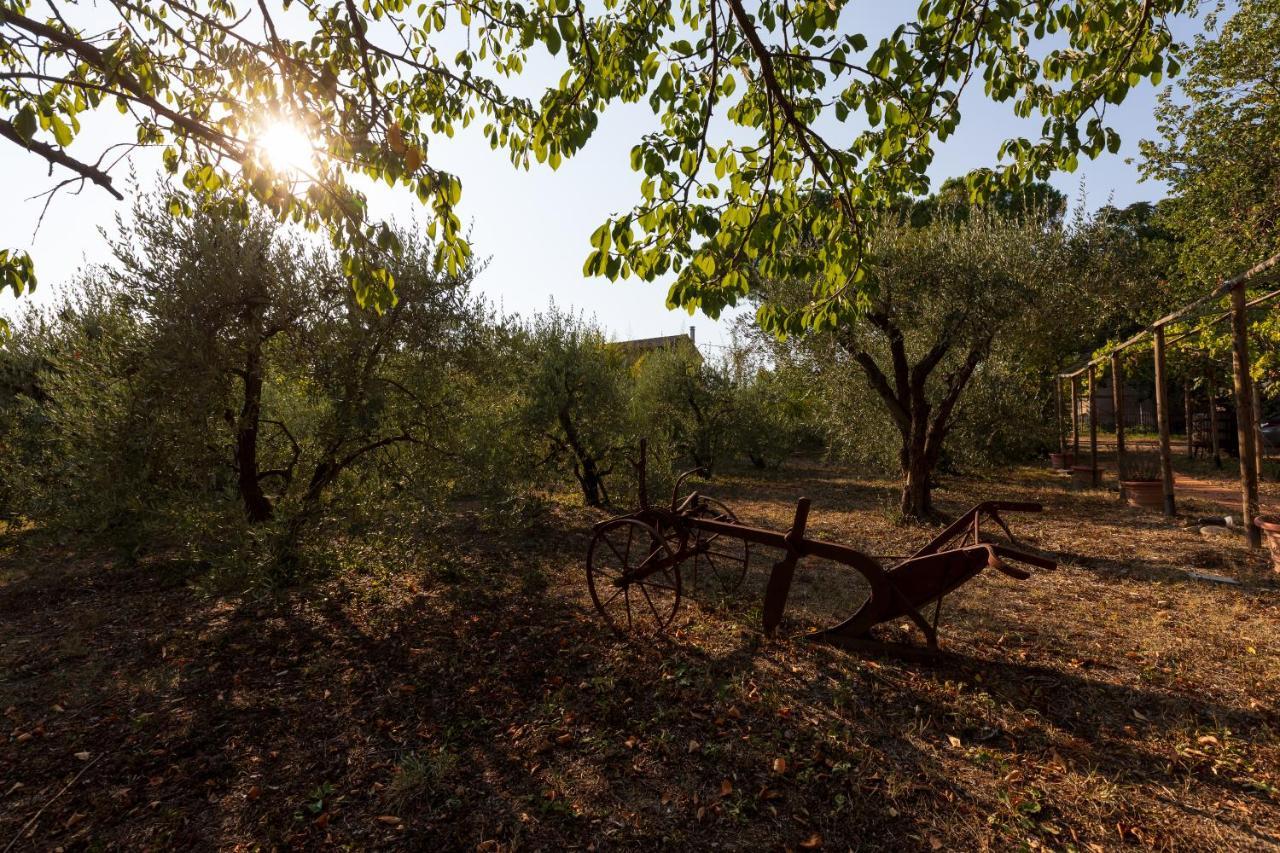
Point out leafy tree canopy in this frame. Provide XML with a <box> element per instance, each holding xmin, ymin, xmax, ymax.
<box><xmin>1140</xmin><ymin>0</ymin><xmax>1280</xmax><ymax>289</ymax></box>
<box><xmin>1</xmin><ymin>0</ymin><xmax>1188</xmax><ymax>332</ymax></box>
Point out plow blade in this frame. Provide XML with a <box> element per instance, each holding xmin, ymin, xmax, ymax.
<box><xmin>809</xmin><ymin>544</ymin><xmax>1029</xmax><ymax>649</ymax></box>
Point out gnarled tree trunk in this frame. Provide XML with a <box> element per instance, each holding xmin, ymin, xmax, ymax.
<box><xmin>235</xmin><ymin>334</ymin><xmax>274</xmax><ymax>523</ymax></box>
<box><xmin>845</xmin><ymin>313</ymin><xmax>989</xmax><ymax>520</ymax></box>
<box><xmin>559</xmin><ymin>408</ymin><xmax>608</xmax><ymax>507</ymax></box>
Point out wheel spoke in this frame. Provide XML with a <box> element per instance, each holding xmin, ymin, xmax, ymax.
<box><xmin>603</xmin><ymin>532</ymin><xmax>629</xmax><ymax>568</ymax></box>
<box><xmin>638</xmin><ymin>581</ymin><xmax>663</xmax><ymax>625</ymax></box>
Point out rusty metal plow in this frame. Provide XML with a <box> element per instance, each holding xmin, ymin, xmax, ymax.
<box><xmin>585</xmin><ymin>441</ymin><xmax>1056</xmax><ymax>651</ymax></box>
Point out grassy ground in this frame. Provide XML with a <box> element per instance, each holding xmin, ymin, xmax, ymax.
<box><xmin>1</xmin><ymin>461</ymin><xmax>1278</xmax><ymax>850</ymax></box>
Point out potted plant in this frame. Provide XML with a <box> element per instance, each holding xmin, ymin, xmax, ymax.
<box><xmin>1049</xmin><ymin>450</ymin><xmax>1074</xmax><ymax>470</ymax></box>
<box><xmin>1119</xmin><ymin>454</ymin><xmax>1165</xmax><ymax>509</ymax></box>
<box><xmin>1254</xmin><ymin>516</ymin><xmax>1280</xmax><ymax>572</ymax></box>
<box><xmin>1070</xmin><ymin>463</ymin><xmax>1098</xmax><ymax>488</ymax></box>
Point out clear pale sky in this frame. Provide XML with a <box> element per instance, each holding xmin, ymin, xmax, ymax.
<box><xmin>0</xmin><ymin>5</ymin><xmax>1212</xmax><ymax>347</ymax></box>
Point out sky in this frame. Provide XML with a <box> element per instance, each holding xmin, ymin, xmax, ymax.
<box><xmin>0</xmin><ymin>4</ymin><xmax>1213</xmax><ymax>348</ymax></box>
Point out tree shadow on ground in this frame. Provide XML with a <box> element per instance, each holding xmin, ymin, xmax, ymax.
<box><xmin>2</xmin><ymin>492</ymin><xmax>1278</xmax><ymax>850</ymax></box>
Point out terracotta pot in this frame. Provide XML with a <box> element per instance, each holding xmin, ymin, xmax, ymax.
<box><xmin>1049</xmin><ymin>451</ymin><xmax>1074</xmax><ymax>470</ymax></box>
<box><xmin>1254</xmin><ymin>515</ymin><xmax>1280</xmax><ymax>572</ymax></box>
<box><xmin>1070</xmin><ymin>465</ymin><xmax>1098</xmax><ymax>489</ymax></box>
<box><xmin>1121</xmin><ymin>480</ymin><xmax>1164</xmax><ymax>510</ymax></box>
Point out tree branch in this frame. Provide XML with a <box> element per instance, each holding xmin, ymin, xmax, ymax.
<box><xmin>0</xmin><ymin>118</ymin><xmax>123</xmax><ymax>200</ymax></box>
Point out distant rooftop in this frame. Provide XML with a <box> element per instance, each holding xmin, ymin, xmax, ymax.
<box><xmin>613</xmin><ymin>326</ymin><xmax>699</xmax><ymax>357</ymax></box>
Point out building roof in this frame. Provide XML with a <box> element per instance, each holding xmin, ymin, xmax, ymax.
<box><xmin>612</xmin><ymin>327</ymin><xmax>700</xmax><ymax>359</ymax></box>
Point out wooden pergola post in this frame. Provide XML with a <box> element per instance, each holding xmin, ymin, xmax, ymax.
<box><xmin>1208</xmin><ymin>370</ymin><xmax>1221</xmax><ymax>468</ymax></box>
<box><xmin>1230</xmin><ymin>283</ymin><xmax>1261</xmax><ymax>548</ymax></box>
<box><xmin>1056</xmin><ymin>376</ymin><xmax>1066</xmax><ymax>455</ymax></box>
<box><xmin>1253</xmin><ymin>379</ymin><xmax>1265</xmax><ymax>481</ymax></box>
<box><xmin>1088</xmin><ymin>364</ymin><xmax>1099</xmax><ymax>486</ymax></box>
<box><xmin>1112</xmin><ymin>352</ymin><xmax>1126</xmax><ymax>487</ymax></box>
<box><xmin>1153</xmin><ymin>325</ymin><xmax>1176</xmax><ymax>516</ymax></box>
<box><xmin>1071</xmin><ymin>376</ymin><xmax>1081</xmax><ymax>461</ymax></box>
<box><xmin>1185</xmin><ymin>381</ymin><xmax>1194</xmax><ymax>458</ymax></box>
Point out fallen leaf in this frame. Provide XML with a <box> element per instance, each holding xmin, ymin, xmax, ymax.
<box><xmin>556</xmin><ymin>733</ymin><xmax>573</xmax><ymax>746</ymax></box>
<box><xmin>947</xmin><ymin>735</ymin><xmax>961</xmax><ymax>749</ymax></box>
<box><xmin>74</xmin><ymin>751</ymin><xmax>91</xmax><ymax>761</ymax></box>
<box><xmin>1197</xmin><ymin>735</ymin><xmax>1219</xmax><ymax>746</ymax></box>
<box><xmin>800</xmin><ymin>833</ymin><xmax>823</xmax><ymax>849</ymax></box>
<box><xmin>377</xmin><ymin>815</ymin><xmax>401</xmax><ymax>824</ymax></box>
<box><xmin>719</xmin><ymin>779</ymin><xmax>733</xmax><ymax>797</ymax></box>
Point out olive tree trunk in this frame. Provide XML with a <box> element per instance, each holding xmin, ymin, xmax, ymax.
<box><xmin>845</xmin><ymin>314</ymin><xmax>989</xmax><ymax>520</ymax></box>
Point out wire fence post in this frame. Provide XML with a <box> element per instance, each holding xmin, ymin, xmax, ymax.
<box><xmin>1088</xmin><ymin>364</ymin><xmax>1099</xmax><ymax>487</ymax></box>
<box><xmin>1208</xmin><ymin>368</ymin><xmax>1221</xmax><ymax>467</ymax></box>
<box><xmin>1252</xmin><ymin>374</ymin><xmax>1265</xmax><ymax>483</ymax></box>
<box><xmin>1111</xmin><ymin>352</ymin><xmax>1125</xmax><ymax>494</ymax></box>
<box><xmin>1184</xmin><ymin>381</ymin><xmax>1194</xmax><ymax>459</ymax></box>
<box><xmin>1071</xmin><ymin>376</ymin><xmax>1080</xmax><ymax>462</ymax></box>
<box><xmin>1153</xmin><ymin>325</ymin><xmax>1176</xmax><ymax>517</ymax></box>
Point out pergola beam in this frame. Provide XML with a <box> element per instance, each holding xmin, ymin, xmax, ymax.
<box><xmin>1054</xmin><ymin>265</ymin><xmax>1280</xmax><ymax>381</ymax></box>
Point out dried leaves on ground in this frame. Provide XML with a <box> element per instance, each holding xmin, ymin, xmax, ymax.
<box><xmin>1</xmin><ymin>462</ymin><xmax>1277</xmax><ymax>850</ymax></box>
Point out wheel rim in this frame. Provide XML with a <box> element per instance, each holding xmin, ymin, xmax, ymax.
<box><xmin>587</xmin><ymin>518</ymin><xmax>683</xmax><ymax>636</ymax></box>
<box><xmin>690</xmin><ymin>498</ymin><xmax>750</xmax><ymax>595</ymax></box>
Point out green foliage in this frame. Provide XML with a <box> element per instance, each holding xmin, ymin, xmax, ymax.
<box><xmin>723</xmin><ymin>362</ymin><xmax>809</xmax><ymax>470</ymax></box>
<box><xmin>575</xmin><ymin>0</ymin><xmax>1190</xmax><ymax>332</ymax></box>
<box><xmin>747</xmin><ymin>204</ymin><xmax>1079</xmax><ymax>514</ymax></box>
<box><xmin>0</xmin><ymin>193</ymin><xmax>488</xmax><ymax>581</ymax></box>
<box><xmin>515</xmin><ymin>305</ymin><xmax>634</xmax><ymax>507</ymax></box>
<box><xmin>1130</xmin><ymin>1</ymin><xmax>1280</xmax><ymax>395</ymax></box>
<box><xmin>1119</xmin><ymin>452</ymin><xmax>1163</xmax><ymax>482</ymax></box>
<box><xmin>1140</xmin><ymin>0</ymin><xmax>1280</xmax><ymax>289</ymax></box>
<box><xmin>1</xmin><ymin>0</ymin><xmax>1188</xmax><ymax>324</ymax></box>
<box><xmin>631</xmin><ymin>344</ymin><xmax>731</xmax><ymax>473</ymax></box>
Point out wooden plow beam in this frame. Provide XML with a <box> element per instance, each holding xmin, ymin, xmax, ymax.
<box><xmin>584</xmin><ymin>441</ymin><xmax>1056</xmax><ymax>651</ymax></box>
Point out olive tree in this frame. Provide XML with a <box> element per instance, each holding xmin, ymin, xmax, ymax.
<box><xmin>632</xmin><ymin>345</ymin><xmax>733</xmax><ymax>474</ymax></box>
<box><xmin>760</xmin><ymin>211</ymin><xmax>1067</xmax><ymax>519</ymax></box>
<box><xmin>1</xmin><ymin>193</ymin><xmax>483</xmax><ymax>573</ymax></box>
<box><xmin>517</xmin><ymin>307</ymin><xmax>632</xmax><ymax>507</ymax></box>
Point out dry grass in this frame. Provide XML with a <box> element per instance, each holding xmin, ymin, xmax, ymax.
<box><xmin>1</xmin><ymin>460</ymin><xmax>1277</xmax><ymax>850</ymax></box>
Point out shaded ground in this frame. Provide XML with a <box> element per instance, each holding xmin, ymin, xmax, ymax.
<box><xmin>1</xmin><ymin>461</ymin><xmax>1278</xmax><ymax>850</ymax></box>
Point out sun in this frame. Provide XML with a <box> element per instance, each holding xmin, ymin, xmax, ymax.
<box><xmin>257</xmin><ymin>120</ymin><xmax>316</xmax><ymax>176</ymax></box>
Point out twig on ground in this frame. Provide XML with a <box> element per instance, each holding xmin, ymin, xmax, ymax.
<box><xmin>3</xmin><ymin>753</ymin><xmax>103</xmax><ymax>853</ymax></box>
